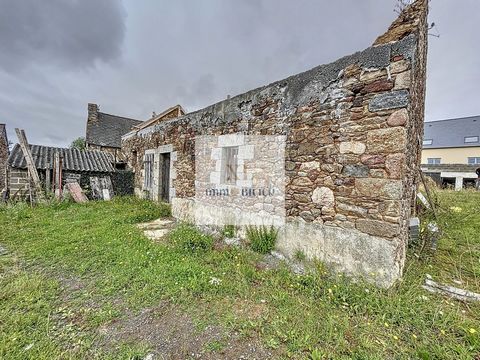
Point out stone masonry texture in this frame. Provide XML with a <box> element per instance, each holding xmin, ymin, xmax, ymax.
<box><xmin>122</xmin><ymin>0</ymin><xmax>428</xmax><ymax>287</ymax></box>
<box><xmin>0</xmin><ymin>124</ymin><xmax>8</xmax><ymax>192</ymax></box>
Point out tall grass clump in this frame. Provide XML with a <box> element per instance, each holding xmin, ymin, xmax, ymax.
<box><xmin>246</xmin><ymin>225</ymin><xmax>278</xmax><ymax>254</ymax></box>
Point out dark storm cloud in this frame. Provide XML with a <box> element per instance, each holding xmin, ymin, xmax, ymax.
<box><xmin>0</xmin><ymin>1</ymin><xmax>478</xmax><ymax>147</ymax></box>
<box><xmin>0</xmin><ymin>0</ymin><xmax>126</xmax><ymax>71</ymax></box>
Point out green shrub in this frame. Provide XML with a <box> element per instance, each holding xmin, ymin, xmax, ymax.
<box><xmin>246</xmin><ymin>225</ymin><xmax>278</xmax><ymax>254</ymax></box>
<box><xmin>169</xmin><ymin>224</ymin><xmax>213</xmax><ymax>253</ymax></box>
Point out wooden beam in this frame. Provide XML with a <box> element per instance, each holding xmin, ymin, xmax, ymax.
<box><xmin>54</xmin><ymin>151</ymin><xmax>62</xmax><ymax>199</ymax></box>
<box><xmin>15</xmin><ymin>129</ymin><xmax>41</xmax><ymax>186</ymax></box>
<box><xmin>45</xmin><ymin>162</ymin><xmax>51</xmax><ymax>192</ymax></box>
<box><xmin>15</xmin><ymin>128</ymin><xmax>45</xmax><ymax>201</ymax></box>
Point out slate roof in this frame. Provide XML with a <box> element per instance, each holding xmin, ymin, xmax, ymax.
<box><xmin>423</xmin><ymin>115</ymin><xmax>480</xmax><ymax>149</ymax></box>
<box><xmin>8</xmin><ymin>144</ymin><xmax>115</xmax><ymax>173</ymax></box>
<box><xmin>86</xmin><ymin>112</ymin><xmax>142</xmax><ymax>148</ymax></box>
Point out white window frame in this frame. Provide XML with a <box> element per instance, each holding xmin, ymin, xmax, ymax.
<box><xmin>423</xmin><ymin>139</ymin><xmax>433</xmax><ymax>146</ymax></box>
<box><xmin>467</xmin><ymin>157</ymin><xmax>480</xmax><ymax>165</ymax></box>
<box><xmin>427</xmin><ymin>158</ymin><xmax>441</xmax><ymax>165</ymax></box>
<box><xmin>464</xmin><ymin>136</ymin><xmax>479</xmax><ymax>144</ymax></box>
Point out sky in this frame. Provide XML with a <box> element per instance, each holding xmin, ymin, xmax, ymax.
<box><xmin>0</xmin><ymin>0</ymin><xmax>478</xmax><ymax>147</ymax></box>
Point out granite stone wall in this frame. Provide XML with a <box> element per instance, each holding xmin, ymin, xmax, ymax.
<box><xmin>0</xmin><ymin>125</ymin><xmax>8</xmax><ymax>192</ymax></box>
<box><xmin>122</xmin><ymin>0</ymin><xmax>428</xmax><ymax>286</ymax></box>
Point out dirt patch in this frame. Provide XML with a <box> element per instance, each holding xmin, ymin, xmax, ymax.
<box><xmin>98</xmin><ymin>303</ymin><xmax>275</xmax><ymax>359</ymax></box>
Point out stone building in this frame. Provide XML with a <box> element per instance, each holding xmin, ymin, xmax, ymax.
<box><xmin>85</xmin><ymin>103</ymin><xmax>143</xmax><ymax>166</ymax></box>
<box><xmin>121</xmin><ymin>0</ymin><xmax>428</xmax><ymax>287</ymax></box>
<box><xmin>85</xmin><ymin>103</ymin><xmax>185</xmax><ymax>168</ymax></box>
<box><xmin>0</xmin><ymin>124</ymin><xmax>9</xmax><ymax>192</ymax></box>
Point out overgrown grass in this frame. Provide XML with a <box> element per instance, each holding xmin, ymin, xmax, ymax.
<box><xmin>246</xmin><ymin>225</ymin><xmax>278</xmax><ymax>254</ymax></box>
<box><xmin>169</xmin><ymin>223</ymin><xmax>214</xmax><ymax>253</ymax></box>
<box><xmin>0</xmin><ymin>193</ymin><xmax>479</xmax><ymax>359</ymax></box>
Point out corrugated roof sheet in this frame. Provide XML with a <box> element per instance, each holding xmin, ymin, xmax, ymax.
<box><xmin>8</xmin><ymin>144</ymin><xmax>115</xmax><ymax>173</ymax></box>
<box><xmin>423</xmin><ymin>115</ymin><xmax>480</xmax><ymax>149</ymax></box>
<box><xmin>86</xmin><ymin>112</ymin><xmax>142</xmax><ymax>148</ymax></box>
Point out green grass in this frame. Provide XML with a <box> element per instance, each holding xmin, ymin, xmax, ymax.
<box><xmin>0</xmin><ymin>193</ymin><xmax>479</xmax><ymax>359</ymax></box>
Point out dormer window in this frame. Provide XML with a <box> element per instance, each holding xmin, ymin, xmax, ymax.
<box><xmin>464</xmin><ymin>136</ymin><xmax>479</xmax><ymax>144</ymax></box>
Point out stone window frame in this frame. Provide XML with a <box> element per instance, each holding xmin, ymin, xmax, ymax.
<box><xmin>142</xmin><ymin>145</ymin><xmax>177</xmax><ymax>201</ymax></box>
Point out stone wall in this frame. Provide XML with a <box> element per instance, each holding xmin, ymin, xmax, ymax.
<box><xmin>0</xmin><ymin>125</ymin><xmax>8</xmax><ymax>192</ymax></box>
<box><xmin>122</xmin><ymin>0</ymin><xmax>428</xmax><ymax>287</ymax></box>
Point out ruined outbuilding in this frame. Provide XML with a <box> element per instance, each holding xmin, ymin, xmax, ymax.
<box><xmin>8</xmin><ymin>144</ymin><xmax>115</xmax><ymax>200</ymax></box>
<box><xmin>122</xmin><ymin>0</ymin><xmax>429</xmax><ymax>287</ymax></box>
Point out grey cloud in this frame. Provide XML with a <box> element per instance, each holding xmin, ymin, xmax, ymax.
<box><xmin>0</xmin><ymin>0</ymin><xmax>126</xmax><ymax>71</ymax></box>
<box><xmin>1</xmin><ymin>1</ymin><xmax>479</xmax><ymax>148</ymax></box>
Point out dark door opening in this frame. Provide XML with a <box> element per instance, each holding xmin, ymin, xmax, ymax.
<box><xmin>160</xmin><ymin>153</ymin><xmax>170</xmax><ymax>202</ymax></box>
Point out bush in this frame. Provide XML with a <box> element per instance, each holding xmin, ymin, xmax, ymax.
<box><xmin>169</xmin><ymin>224</ymin><xmax>213</xmax><ymax>253</ymax></box>
<box><xmin>246</xmin><ymin>225</ymin><xmax>278</xmax><ymax>254</ymax></box>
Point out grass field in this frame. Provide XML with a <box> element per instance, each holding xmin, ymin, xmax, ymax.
<box><xmin>0</xmin><ymin>192</ymin><xmax>479</xmax><ymax>359</ymax></box>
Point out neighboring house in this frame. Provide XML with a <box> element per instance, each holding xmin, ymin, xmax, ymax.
<box><xmin>421</xmin><ymin>115</ymin><xmax>480</xmax><ymax>189</ymax></box>
<box><xmin>7</xmin><ymin>144</ymin><xmax>115</xmax><ymax>199</ymax></box>
<box><xmin>130</xmin><ymin>105</ymin><xmax>185</xmax><ymax>133</ymax></box>
<box><xmin>85</xmin><ymin>103</ymin><xmax>185</xmax><ymax>168</ymax></box>
<box><xmin>85</xmin><ymin>103</ymin><xmax>142</xmax><ymax>166</ymax></box>
<box><xmin>121</xmin><ymin>0</ymin><xmax>429</xmax><ymax>287</ymax></box>
<box><xmin>0</xmin><ymin>124</ymin><xmax>9</xmax><ymax>193</ymax></box>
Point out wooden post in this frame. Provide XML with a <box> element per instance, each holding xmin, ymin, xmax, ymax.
<box><xmin>15</xmin><ymin>128</ymin><xmax>44</xmax><ymax>200</ymax></box>
<box><xmin>54</xmin><ymin>152</ymin><xmax>62</xmax><ymax>199</ymax></box>
<box><xmin>45</xmin><ymin>162</ymin><xmax>51</xmax><ymax>193</ymax></box>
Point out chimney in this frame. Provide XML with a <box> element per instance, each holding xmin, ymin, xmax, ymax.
<box><xmin>88</xmin><ymin>103</ymin><xmax>99</xmax><ymax>123</ymax></box>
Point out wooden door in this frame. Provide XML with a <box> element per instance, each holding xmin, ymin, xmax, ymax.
<box><xmin>161</xmin><ymin>153</ymin><xmax>170</xmax><ymax>202</ymax></box>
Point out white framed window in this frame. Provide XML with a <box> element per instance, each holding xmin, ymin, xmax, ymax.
<box><xmin>427</xmin><ymin>158</ymin><xmax>441</xmax><ymax>165</ymax></box>
<box><xmin>468</xmin><ymin>157</ymin><xmax>480</xmax><ymax>165</ymax></box>
<box><xmin>220</xmin><ymin>146</ymin><xmax>238</xmax><ymax>185</ymax></box>
<box><xmin>464</xmin><ymin>136</ymin><xmax>479</xmax><ymax>143</ymax></box>
<box><xmin>423</xmin><ymin>139</ymin><xmax>433</xmax><ymax>146</ymax></box>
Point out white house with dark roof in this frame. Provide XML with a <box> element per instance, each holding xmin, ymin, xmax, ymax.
<box><xmin>421</xmin><ymin>115</ymin><xmax>480</xmax><ymax>189</ymax></box>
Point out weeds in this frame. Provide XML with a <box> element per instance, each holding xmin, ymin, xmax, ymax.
<box><xmin>222</xmin><ymin>224</ymin><xmax>236</xmax><ymax>238</ymax></box>
<box><xmin>294</xmin><ymin>249</ymin><xmax>306</xmax><ymax>262</ymax></box>
<box><xmin>246</xmin><ymin>225</ymin><xmax>278</xmax><ymax>254</ymax></box>
<box><xmin>169</xmin><ymin>223</ymin><xmax>214</xmax><ymax>253</ymax></box>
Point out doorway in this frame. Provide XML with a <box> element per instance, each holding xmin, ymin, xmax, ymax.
<box><xmin>160</xmin><ymin>152</ymin><xmax>170</xmax><ymax>202</ymax></box>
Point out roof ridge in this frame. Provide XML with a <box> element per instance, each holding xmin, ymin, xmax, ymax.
<box><xmin>426</xmin><ymin>115</ymin><xmax>480</xmax><ymax>124</ymax></box>
<box><xmin>98</xmin><ymin>111</ymin><xmax>142</xmax><ymax>123</ymax></box>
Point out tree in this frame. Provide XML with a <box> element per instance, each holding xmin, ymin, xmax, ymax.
<box><xmin>70</xmin><ymin>137</ymin><xmax>86</xmax><ymax>150</ymax></box>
